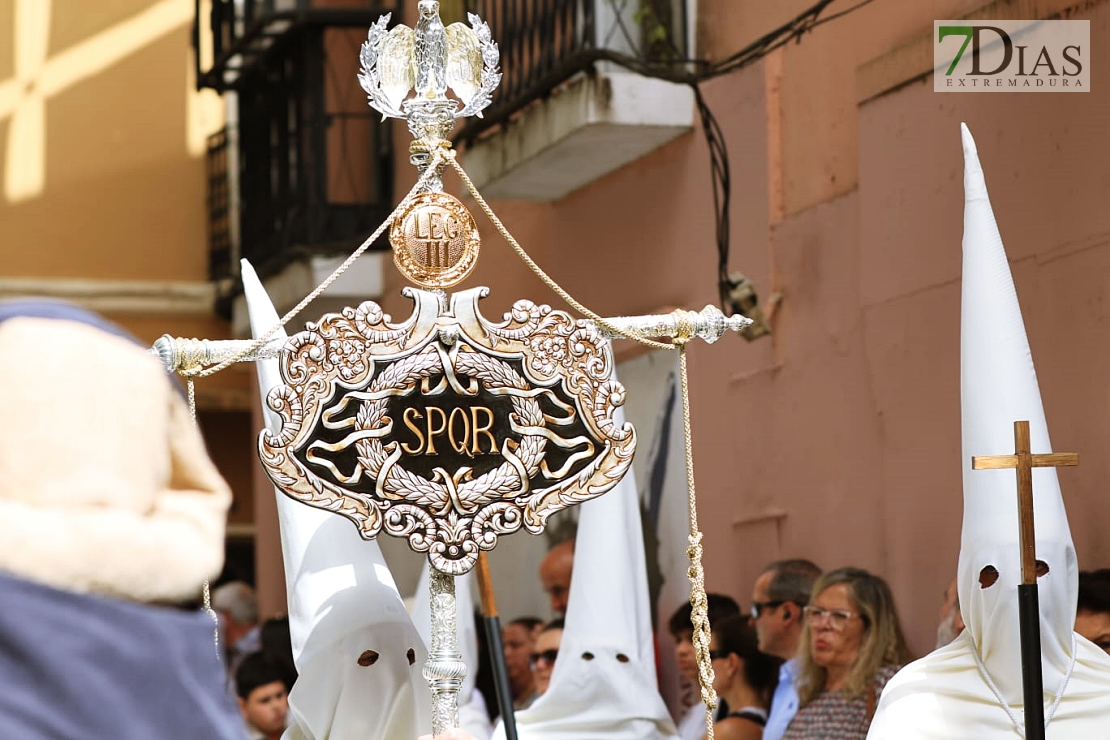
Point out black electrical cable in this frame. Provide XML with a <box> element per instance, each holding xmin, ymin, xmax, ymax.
<box><xmin>623</xmin><ymin>0</ymin><xmax>875</xmax><ymax>313</ymax></box>
<box><xmin>693</xmin><ymin>85</ymin><xmax>732</xmax><ymax>312</ymax></box>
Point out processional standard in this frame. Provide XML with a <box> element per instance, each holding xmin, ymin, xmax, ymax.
<box><xmin>155</xmin><ymin>2</ymin><xmax>751</xmax><ymax>735</ymax></box>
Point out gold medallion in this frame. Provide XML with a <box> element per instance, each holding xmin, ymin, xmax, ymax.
<box><xmin>390</xmin><ymin>192</ymin><xmax>480</xmax><ymax>289</ymax></box>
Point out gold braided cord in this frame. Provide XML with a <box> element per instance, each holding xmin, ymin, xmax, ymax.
<box><xmin>443</xmin><ymin>152</ymin><xmax>673</xmax><ymax>352</ymax></box>
<box><xmin>187</xmin><ymin>378</ymin><xmax>198</xmax><ymax>425</ymax></box>
<box><xmin>677</xmin><ymin>341</ymin><xmax>717</xmax><ymax>740</ymax></box>
<box><xmin>179</xmin><ymin>161</ymin><xmax>443</xmax><ymax>382</ymax></box>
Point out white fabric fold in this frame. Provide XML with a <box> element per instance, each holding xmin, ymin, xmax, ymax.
<box><xmin>243</xmin><ymin>261</ymin><xmax>432</xmax><ymax>740</ymax></box>
<box><xmin>0</xmin><ymin>313</ymin><xmax>229</xmax><ymax>603</ymax></box>
<box><xmin>493</xmin><ymin>395</ymin><xmax>678</xmax><ymax>740</ymax></box>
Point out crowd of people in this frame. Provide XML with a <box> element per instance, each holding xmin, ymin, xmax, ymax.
<box><xmin>200</xmin><ymin>546</ymin><xmax>1110</xmax><ymax>740</ymax></box>
<box><xmin>214</xmin><ymin>548</ymin><xmax>1110</xmax><ymax>740</ymax></box>
<box><xmin>492</xmin><ymin>549</ymin><xmax>1110</xmax><ymax>740</ymax></box>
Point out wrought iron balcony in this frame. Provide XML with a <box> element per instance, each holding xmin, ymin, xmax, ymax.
<box><xmin>456</xmin><ymin>0</ymin><xmax>689</xmax><ymax>145</ymax></box>
<box><xmin>207</xmin><ymin>127</ymin><xmax>233</xmax><ymax>282</ymax></box>
<box><xmin>195</xmin><ymin>0</ymin><xmax>397</xmax><ymax>92</ymax></box>
<box><xmin>194</xmin><ymin>0</ymin><xmax>398</xmax><ymax>315</ymax></box>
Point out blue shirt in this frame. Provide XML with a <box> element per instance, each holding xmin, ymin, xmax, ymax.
<box><xmin>763</xmin><ymin>657</ymin><xmax>800</xmax><ymax>740</ymax></box>
<box><xmin>0</xmin><ymin>571</ymin><xmax>245</xmax><ymax>740</ymax></box>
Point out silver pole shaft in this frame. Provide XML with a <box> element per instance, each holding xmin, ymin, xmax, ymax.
<box><xmin>424</xmin><ymin>569</ymin><xmax>466</xmax><ymax>736</ymax></box>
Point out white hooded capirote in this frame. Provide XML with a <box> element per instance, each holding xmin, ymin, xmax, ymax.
<box><xmin>867</xmin><ymin>125</ymin><xmax>1110</xmax><ymax>739</ymax></box>
<box><xmin>411</xmin><ymin>563</ymin><xmax>493</xmax><ymax>739</ymax></box>
<box><xmin>243</xmin><ymin>261</ymin><xmax>433</xmax><ymax>740</ymax></box>
<box><xmin>492</xmin><ymin>401</ymin><xmax>679</xmax><ymax>740</ymax></box>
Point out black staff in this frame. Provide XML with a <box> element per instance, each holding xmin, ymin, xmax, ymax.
<box><xmin>475</xmin><ymin>552</ymin><xmax>519</xmax><ymax>740</ymax></box>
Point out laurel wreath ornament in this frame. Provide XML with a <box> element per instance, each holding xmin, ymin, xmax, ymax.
<box><xmin>348</xmin><ymin>349</ymin><xmax>547</xmax><ymax>572</ymax></box>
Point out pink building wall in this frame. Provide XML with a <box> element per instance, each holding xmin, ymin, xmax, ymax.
<box><xmin>375</xmin><ymin>0</ymin><xmax>1110</xmax><ymax>656</ymax></box>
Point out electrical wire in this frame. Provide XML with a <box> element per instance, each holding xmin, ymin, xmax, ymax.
<box><xmin>598</xmin><ymin>0</ymin><xmax>875</xmax><ymax>313</ymax></box>
<box><xmin>692</xmin><ymin>86</ymin><xmax>731</xmax><ymax>312</ymax></box>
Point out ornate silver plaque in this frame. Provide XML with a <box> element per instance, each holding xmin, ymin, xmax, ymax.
<box><xmin>259</xmin><ymin>288</ymin><xmax>635</xmax><ymax>574</ymax></box>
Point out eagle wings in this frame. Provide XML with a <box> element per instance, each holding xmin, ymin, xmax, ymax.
<box><xmin>375</xmin><ymin>21</ymin><xmax>484</xmax><ymax>112</ymax></box>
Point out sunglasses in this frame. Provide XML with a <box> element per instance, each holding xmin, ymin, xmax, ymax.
<box><xmin>529</xmin><ymin>649</ymin><xmax>558</xmax><ymax>667</ymax></box>
<box><xmin>749</xmin><ymin>600</ymin><xmax>785</xmax><ymax>620</ymax></box>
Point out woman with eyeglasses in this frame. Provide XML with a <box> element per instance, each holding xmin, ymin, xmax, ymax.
<box><xmin>704</xmin><ymin>615</ymin><xmax>783</xmax><ymax>740</ymax></box>
<box><xmin>782</xmin><ymin>568</ymin><xmax>912</xmax><ymax>740</ymax></box>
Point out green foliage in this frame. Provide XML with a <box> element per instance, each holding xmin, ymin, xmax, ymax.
<box><xmin>633</xmin><ymin>1</ymin><xmax>678</xmax><ymax>61</ymax></box>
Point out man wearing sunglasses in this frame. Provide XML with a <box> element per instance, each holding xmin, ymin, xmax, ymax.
<box><xmin>748</xmin><ymin>559</ymin><xmax>822</xmax><ymax>740</ymax></box>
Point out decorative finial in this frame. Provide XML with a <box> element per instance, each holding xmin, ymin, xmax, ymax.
<box><xmin>358</xmin><ymin>3</ymin><xmax>501</xmax><ymax>146</ymax></box>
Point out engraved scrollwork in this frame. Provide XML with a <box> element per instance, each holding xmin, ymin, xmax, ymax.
<box><xmin>265</xmin><ymin>386</ymin><xmax>304</xmax><ymax>448</ymax></box>
<box><xmin>471</xmin><ymin>501</ymin><xmax>522</xmax><ymax>549</ymax></box>
<box><xmin>258</xmin><ymin>440</ymin><xmax>383</xmax><ymax>534</ymax></box>
<box><xmin>486</xmin><ymin>300</ymin><xmax>547</xmax><ymax>345</ymax></box>
<box><xmin>384</xmin><ymin>503</ymin><xmax>437</xmax><ymax>551</ymax></box>
<box><xmin>353</xmin><ymin>349</ymin><xmax>546</xmax><ymax>509</ymax></box>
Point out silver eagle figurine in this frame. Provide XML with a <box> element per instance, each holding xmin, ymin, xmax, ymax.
<box><xmin>358</xmin><ymin>0</ymin><xmax>501</xmax><ymax>132</ymax></box>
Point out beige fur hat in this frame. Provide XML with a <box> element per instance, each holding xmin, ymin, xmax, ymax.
<box><xmin>0</xmin><ymin>304</ymin><xmax>231</xmax><ymax>604</ymax></box>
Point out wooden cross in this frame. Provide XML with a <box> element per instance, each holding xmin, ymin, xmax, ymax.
<box><xmin>971</xmin><ymin>420</ymin><xmax>1078</xmax><ymax>584</ymax></box>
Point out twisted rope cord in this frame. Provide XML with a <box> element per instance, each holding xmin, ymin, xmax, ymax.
<box><xmin>678</xmin><ymin>341</ymin><xmax>717</xmax><ymax>739</ymax></box>
<box><xmin>179</xmin><ymin>160</ymin><xmax>444</xmax><ymax>382</ymax></box>
<box><xmin>184</xmin><ymin>377</ymin><xmax>220</xmax><ymax>656</ymax></box>
<box><xmin>443</xmin><ymin>152</ymin><xmax>672</xmax><ymax>352</ymax></box>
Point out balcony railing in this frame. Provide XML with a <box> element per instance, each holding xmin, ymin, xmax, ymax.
<box><xmin>196</xmin><ymin>0</ymin><xmax>397</xmax><ymax>91</ymax></box>
<box><xmin>456</xmin><ymin>0</ymin><xmax>688</xmax><ymax>144</ymax></box>
<box><xmin>206</xmin><ymin>128</ymin><xmax>233</xmax><ymax>282</ymax></box>
<box><xmin>196</xmin><ymin>2</ymin><xmax>396</xmax><ymax>310</ymax></box>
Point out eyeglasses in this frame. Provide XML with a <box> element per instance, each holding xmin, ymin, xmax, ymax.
<box><xmin>529</xmin><ymin>649</ymin><xmax>558</xmax><ymax>668</ymax></box>
<box><xmin>803</xmin><ymin>605</ymin><xmax>861</xmax><ymax>630</ymax></box>
<box><xmin>749</xmin><ymin>600</ymin><xmax>785</xmax><ymax>620</ymax></box>
<box><xmin>708</xmin><ymin>649</ymin><xmax>730</xmax><ymax>661</ymax></box>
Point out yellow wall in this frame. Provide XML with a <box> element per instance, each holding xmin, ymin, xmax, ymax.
<box><xmin>0</xmin><ymin>0</ymin><xmax>254</xmax><ymax>538</ymax></box>
<box><xmin>0</xmin><ymin>0</ymin><xmax>224</xmax><ymax>284</ymax></box>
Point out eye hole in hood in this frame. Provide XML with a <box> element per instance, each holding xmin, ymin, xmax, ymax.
<box><xmin>980</xmin><ymin>565</ymin><xmax>1000</xmax><ymax>589</ymax></box>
